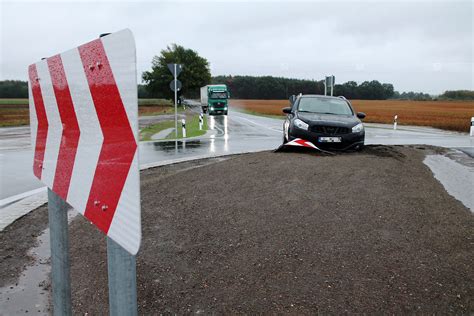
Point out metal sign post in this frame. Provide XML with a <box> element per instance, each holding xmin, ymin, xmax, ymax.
<box><xmin>324</xmin><ymin>76</ymin><xmax>335</xmax><ymax>96</ymax></box>
<box><xmin>167</xmin><ymin>64</ymin><xmax>183</xmax><ymax>140</ymax></box>
<box><xmin>174</xmin><ymin>64</ymin><xmax>178</xmax><ymax>138</ymax></box>
<box><xmin>48</xmin><ymin>189</ymin><xmax>72</xmax><ymax>316</ymax></box>
<box><xmin>107</xmin><ymin>238</ymin><xmax>137</xmax><ymax>316</ymax></box>
<box><xmin>331</xmin><ymin>75</ymin><xmax>335</xmax><ymax>96</ymax></box>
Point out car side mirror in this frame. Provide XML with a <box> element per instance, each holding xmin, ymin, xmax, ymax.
<box><xmin>357</xmin><ymin>112</ymin><xmax>366</xmax><ymax>119</ymax></box>
<box><xmin>282</xmin><ymin>107</ymin><xmax>292</xmax><ymax>114</ymax></box>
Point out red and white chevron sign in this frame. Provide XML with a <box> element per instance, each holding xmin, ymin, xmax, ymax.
<box><xmin>285</xmin><ymin>138</ymin><xmax>319</xmax><ymax>149</ymax></box>
<box><xmin>28</xmin><ymin>29</ymin><xmax>141</xmax><ymax>255</ymax></box>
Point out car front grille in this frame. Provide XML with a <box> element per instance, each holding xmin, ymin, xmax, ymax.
<box><xmin>310</xmin><ymin>125</ymin><xmax>351</xmax><ymax>135</ymax></box>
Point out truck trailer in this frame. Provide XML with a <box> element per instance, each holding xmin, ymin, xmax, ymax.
<box><xmin>200</xmin><ymin>84</ymin><xmax>229</xmax><ymax>115</ymax></box>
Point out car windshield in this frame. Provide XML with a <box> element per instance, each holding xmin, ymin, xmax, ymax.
<box><xmin>297</xmin><ymin>97</ymin><xmax>353</xmax><ymax>115</ymax></box>
<box><xmin>210</xmin><ymin>92</ymin><xmax>228</xmax><ymax>99</ymax></box>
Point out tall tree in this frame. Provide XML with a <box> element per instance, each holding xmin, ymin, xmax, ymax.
<box><xmin>142</xmin><ymin>44</ymin><xmax>211</xmax><ymax>99</ymax></box>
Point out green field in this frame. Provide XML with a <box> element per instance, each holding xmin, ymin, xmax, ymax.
<box><xmin>0</xmin><ymin>99</ymin><xmax>29</xmax><ymax>105</ymax></box>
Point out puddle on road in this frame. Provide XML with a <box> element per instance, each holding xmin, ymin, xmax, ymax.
<box><xmin>151</xmin><ymin>140</ymin><xmax>203</xmax><ymax>152</ymax></box>
<box><xmin>0</xmin><ymin>210</ymin><xmax>78</xmax><ymax>315</ymax></box>
<box><xmin>0</xmin><ymin>228</ymin><xmax>51</xmax><ymax>315</ymax></box>
<box><xmin>424</xmin><ymin>153</ymin><xmax>474</xmax><ymax>212</ymax></box>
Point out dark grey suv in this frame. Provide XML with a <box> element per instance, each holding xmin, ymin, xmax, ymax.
<box><xmin>282</xmin><ymin>95</ymin><xmax>366</xmax><ymax>150</ymax></box>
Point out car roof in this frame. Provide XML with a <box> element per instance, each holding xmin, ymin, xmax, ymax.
<box><xmin>300</xmin><ymin>94</ymin><xmax>341</xmax><ymax>99</ymax></box>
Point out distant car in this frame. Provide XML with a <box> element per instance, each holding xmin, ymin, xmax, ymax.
<box><xmin>282</xmin><ymin>95</ymin><xmax>366</xmax><ymax>150</ymax></box>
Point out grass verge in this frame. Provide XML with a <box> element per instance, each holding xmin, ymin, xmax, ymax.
<box><xmin>166</xmin><ymin>113</ymin><xmax>208</xmax><ymax>139</ymax></box>
<box><xmin>140</xmin><ymin>120</ymin><xmax>175</xmax><ymax>141</ymax></box>
<box><xmin>140</xmin><ymin>112</ymin><xmax>208</xmax><ymax>141</ymax></box>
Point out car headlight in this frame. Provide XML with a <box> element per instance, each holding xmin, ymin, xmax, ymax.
<box><xmin>352</xmin><ymin>123</ymin><xmax>364</xmax><ymax>133</ymax></box>
<box><xmin>294</xmin><ymin>118</ymin><xmax>309</xmax><ymax>130</ymax></box>
<box><xmin>210</xmin><ymin>106</ymin><xmax>214</xmax><ymax>110</ymax></box>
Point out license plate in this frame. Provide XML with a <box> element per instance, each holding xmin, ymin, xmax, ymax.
<box><xmin>319</xmin><ymin>137</ymin><xmax>341</xmax><ymax>143</ymax></box>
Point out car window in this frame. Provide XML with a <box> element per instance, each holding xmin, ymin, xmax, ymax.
<box><xmin>298</xmin><ymin>98</ymin><xmax>353</xmax><ymax>115</ymax></box>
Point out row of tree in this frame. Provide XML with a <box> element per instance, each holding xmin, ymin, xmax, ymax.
<box><xmin>2</xmin><ymin>78</ymin><xmax>471</xmax><ymax>101</ymax></box>
<box><xmin>0</xmin><ymin>80</ymin><xmax>28</xmax><ymax>98</ymax></box>
<box><xmin>212</xmin><ymin>75</ymin><xmax>398</xmax><ymax>100</ymax></box>
<box><xmin>392</xmin><ymin>91</ymin><xmax>432</xmax><ymax>101</ymax></box>
<box><xmin>439</xmin><ymin>90</ymin><xmax>474</xmax><ymax>100</ymax></box>
<box><xmin>212</xmin><ymin>75</ymin><xmax>324</xmax><ymax>99</ymax></box>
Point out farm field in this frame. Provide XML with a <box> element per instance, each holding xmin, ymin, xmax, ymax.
<box><xmin>0</xmin><ymin>99</ymin><xmax>174</xmax><ymax>127</ymax></box>
<box><xmin>230</xmin><ymin>99</ymin><xmax>474</xmax><ymax>133</ymax></box>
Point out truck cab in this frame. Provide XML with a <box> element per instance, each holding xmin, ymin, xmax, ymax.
<box><xmin>201</xmin><ymin>84</ymin><xmax>229</xmax><ymax>115</ymax></box>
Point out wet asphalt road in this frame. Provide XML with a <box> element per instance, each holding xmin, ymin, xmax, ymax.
<box><xmin>1</xmin><ymin>102</ymin><xmax>473</xmax><ymax>201</ymax></box>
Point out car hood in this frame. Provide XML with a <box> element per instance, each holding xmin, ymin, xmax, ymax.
<box><xmin>297</xmin><ymin>112</ymin><xmax>359</xmax><ymax>127</ymax></box>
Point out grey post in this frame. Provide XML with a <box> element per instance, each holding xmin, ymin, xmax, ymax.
<box><xmin>174</xmin><ymin>64</ymin><xmax>178</xmax><ymax>139</ymax></box>
<box><xmin>48</xmin><ymin>188</ymin><xmax>72</xmax><ymax>316</ymax></box>
<box><xmin>330</xmin><ymin>75</ymin><xmax>334</xmax><ymax>96</ymax></box>
<box><xmin>107</xmin><ymin>237</ymin><xmax>138</xmax><ymax>316</ymax></box>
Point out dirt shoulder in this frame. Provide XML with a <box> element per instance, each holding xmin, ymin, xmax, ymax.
<box><xmin>1</xmin><ymin>146</ymin><xmax>472</xmax><ymax>313</ymax></box>
<box><xmin>70</xmin><ymin>145</ymin><xmax>473</xmax><ymax>314</ymax></box>
<box><xmin>0</xmin><ymin>205</ymin><xmax>49</xmax><ymax>287</ymax></box>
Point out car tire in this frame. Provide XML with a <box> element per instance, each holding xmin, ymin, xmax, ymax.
<box><xmin>224</xmin><ymin>111</ymin><xmax>228</xmax><ymax>115</ymax></box>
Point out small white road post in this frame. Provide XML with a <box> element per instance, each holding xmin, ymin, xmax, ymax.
<box><xmin>394</xmin><ymin>114</ymin><xmax>398</xmax><ymax>130</ymax></box>
<box><xmin>182</xmin><ymin>119</ymin><xmax>186</xmax><ymax>138</ymax></box>
<box><xmin>199</xmin><ymin>113</ymin><xmax>203</xmax><ymax>130</ymax></box>
<box><xmin>470</xmin><ymin>117</ymin><xmax>474</xmax><ymax>136</ymax></box>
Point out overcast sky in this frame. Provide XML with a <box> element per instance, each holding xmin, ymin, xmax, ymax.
<box><xmin>1</xmin><ymin>0</ymin><xmax>472</xmax><ymax>94</ymax></box>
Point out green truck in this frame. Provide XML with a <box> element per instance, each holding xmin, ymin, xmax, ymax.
<box><xmin>200</xmin><ymin>84</ymin><xmax>229</xmax><ymax>115</ymax></box>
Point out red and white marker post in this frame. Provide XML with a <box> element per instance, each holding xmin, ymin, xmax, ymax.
<box><xmin>29</xmin><ymin>29</ymin><xmax>140</xmax><ymax>315</ymax></box>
